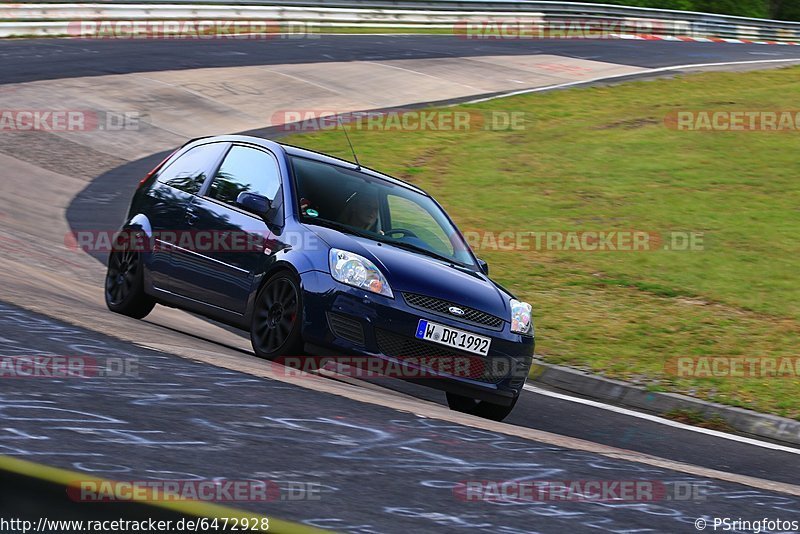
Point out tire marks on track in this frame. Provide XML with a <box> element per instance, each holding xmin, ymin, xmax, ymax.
<box><xmin>2</xmin><ymin>302</ymin><xmax>799</xmax><ymax>533</ymax></box>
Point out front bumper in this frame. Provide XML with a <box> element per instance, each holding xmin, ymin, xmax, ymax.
<box><xmin>299</xmin><ymin>270</ymin><xmax>535</xmax><ymax>406</ymax></box>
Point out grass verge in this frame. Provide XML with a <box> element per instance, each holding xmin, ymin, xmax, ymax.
<box><xmin>283</xmin><ymin>66</ymin><xmax>800</xmax><ymax>420</ymax></box>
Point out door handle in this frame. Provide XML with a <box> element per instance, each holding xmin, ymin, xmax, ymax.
<box><xmin>185</xmin><ymin>210</ymin><xmax>198</xmax><ymax>225</ymax></box>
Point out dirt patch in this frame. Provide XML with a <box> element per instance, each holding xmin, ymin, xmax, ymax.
<box><xmin>594</xmin><ymin>117</ymin><xmax>660</xmax><ymax>130</ymax></box>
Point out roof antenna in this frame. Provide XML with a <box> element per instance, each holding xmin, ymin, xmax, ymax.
<box><xmin>336</xmin><ymin>113</ymin><xmax>361</xmax><ymax>170</ymax></box>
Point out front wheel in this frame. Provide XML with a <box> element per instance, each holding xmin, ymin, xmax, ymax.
<box><xmin>250</xmin><ymin>271</ymin><xmax>304</xmax><ymax>361</ymax></box>
<box><xmin>104</xmin><ymin>234</ymin><xmax>156</xmax><ymax>319</ymax></box>
<box><xmin>446</xmin><ymin>392</ymin><xmax>518</xmax><ymax>422</ymax></box>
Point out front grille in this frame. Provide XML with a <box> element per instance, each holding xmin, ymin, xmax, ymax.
<box><xmin>402</xmin><ymin>292</ymin><xmax>504</xmax><ymax>331</ymax></box>
<box><xmin>374</xmin><ymin>328</ymin><xmax>509</xmax><ymax>384</ymax></box>
<box><xmin>327</xmin><ymin>312</ymin><xmax>365</xmax><ymax>346</ymax></box>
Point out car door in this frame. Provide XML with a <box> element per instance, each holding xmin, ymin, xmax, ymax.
<box><xmin>170</xmin><ymin>144</ymin><xmax>283</xmax><ymax>314</ymax></box>
<box><xmin>146</xmin><ymin>142</ymin><xmax>229</xmax><ymax>290</ymax></box>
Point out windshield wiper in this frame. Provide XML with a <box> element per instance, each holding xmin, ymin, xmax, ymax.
<box><xmin>381</xmin><ymin>239</ymin><xmax>461</xmax><ymax>266</ymax></box>
<box><xmin>304</xmin><ymin>218</ymin><xmax>375</xmax><ymax>240</ymax></box>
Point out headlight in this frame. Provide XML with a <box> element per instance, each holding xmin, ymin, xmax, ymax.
<box><xmin>510</xmin><ymin>299</ymin><xmax>533</xmax><ymax>336</ymax></box>
<box><xmin>329</xmin><ymin>249</ymin><xmax>393</xmax><ymax>298</ymax></box>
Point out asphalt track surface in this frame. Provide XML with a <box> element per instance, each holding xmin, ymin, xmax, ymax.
<box><xmin>2</xmin><ymin>35</ymin><xmax>800</xmax><ymax>533</ymax></box>
<box><xmin>2</xmin><ymin>35</ymin><xmax>800</xmax><ymax>84</ymax></box>
<box><xmin>3</xmin><ymin>302</ymin><xmax>800</xmax><ymax>533</ymax></box>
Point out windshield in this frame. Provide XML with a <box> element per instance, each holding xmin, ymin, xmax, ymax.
<box><xmin>290</xmin><ymin>155</ymin><xmax>477</xmax><ymax>268</ymax></box>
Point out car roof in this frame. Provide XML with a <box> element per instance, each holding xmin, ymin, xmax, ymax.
<box><xmin>187</xmin><ymin>134</ymin><xmax>428</xmax><ymax>196</ymax></box>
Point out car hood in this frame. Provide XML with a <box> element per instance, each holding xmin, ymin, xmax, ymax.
<box><xmin>306</xmin><ymin>224</ymin><xmax>511</xmax><ymax>320</ymax></box>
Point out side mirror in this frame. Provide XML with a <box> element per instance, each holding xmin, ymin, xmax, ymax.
<box><xmin>477</xmin><ymin>258</ymin><xmax>489</xmax><ymax>276</ymax></box>
<box><xmin>236</xmin><ymin>192</ymin><xmax>271</xmax><ymax>217</ymax></box>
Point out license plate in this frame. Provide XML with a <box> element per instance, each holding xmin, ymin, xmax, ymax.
<box><xmin>415</xmin><ymin>319</ymin><xmax>491</xmax><ymax>356</ymax></box>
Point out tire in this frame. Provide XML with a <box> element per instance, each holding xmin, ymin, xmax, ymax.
<box><xmin>446</xmin><ymin>392</ymin><xmax>519</xmax><ymax>422</ymax></box>
<box><xmin>250</xmin><ymin>271</ymin><xmax>304</xmax><ymax>361</ymax></box>
<box><xmin>104</xmin><ymin>231</ymin><xmax>156</xmax><ymax>320</ymax></box>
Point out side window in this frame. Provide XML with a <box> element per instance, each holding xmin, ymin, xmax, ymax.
<box><xmin>387</xmin><ymin>195</ymin><xmax>454</xmax><ymax>256</ymax></box>
<box><xmin>207</xmin><ymin>146</ymin><xmax>281</xmax><ymax>207</ymax></box>
<box><xmin>157</xmin><ymin>143</ymin><xmax>227</xmax><ymax>195</ymax></box>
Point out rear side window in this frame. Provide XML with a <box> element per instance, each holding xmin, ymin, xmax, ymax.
<box><xmin>207</xmin><ymin>145</ymin><xmax>282</xmax><ymax>206</ymax></box>
<box><xmin>157</xmin><ymin>143</ymin><xmax>227</xmax><ymax>195</ymax></box>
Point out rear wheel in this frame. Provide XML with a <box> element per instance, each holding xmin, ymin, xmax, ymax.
<box><xmin>250</xmin><ymin>272</ymin><xmax>304</xmax><ymax>361</ymax></box>
<box><xmin>446</xmin><ymin>392</ymin><xmax>518</xmax><ymax>422</ymax></box>
<box><xmin>104</xmin><ymin>233</ymin><xmax>155</xmax><ymax>319</ymax></box>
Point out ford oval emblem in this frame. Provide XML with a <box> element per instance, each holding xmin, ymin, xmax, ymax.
<box><xmin>448</xmin><ymin>306</ymin><xmax>466</xmax><ymax>316</ymax></box>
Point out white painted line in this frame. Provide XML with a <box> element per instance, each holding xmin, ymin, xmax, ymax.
<box><xmin>523</xmin><ymin>384</ymin><xmax>800</xmax><ymax>455</ymax></box>
<box><xmin>255</xmin><ymin>66</ymin><xmax>346</xmax><ymax>96</ymax></box>
<box><xmin>366</xmin><ymin>60</ymin><xmax>485</xmax><ymax>92</ymax></box>
<box><xmin>461</xmin><ymin>58</ymin><xmax>800</xmax><ymax>104</ymax></box>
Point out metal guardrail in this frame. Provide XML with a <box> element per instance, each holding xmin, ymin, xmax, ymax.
<box><xmin>1</xmin><ymin>1</ymin><xmax>799</xmax><ymax>40</ymax></box>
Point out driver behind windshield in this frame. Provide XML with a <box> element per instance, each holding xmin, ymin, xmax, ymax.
<box><xmin>339</xmin><ymin>191</ymin><xmax>380</xmax><ymax>231</ymax></box>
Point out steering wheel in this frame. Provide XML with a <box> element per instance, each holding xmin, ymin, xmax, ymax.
<box><xmin>385</xmin><ymin>228</ymin><xmax>419</xmax><ymax>239</ymax></box>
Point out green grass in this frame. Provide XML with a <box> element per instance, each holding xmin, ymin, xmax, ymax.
<box><xmin>283</xmin><ymin>66</ymin><xmax>800</xmax><ymax>420</ymax></box>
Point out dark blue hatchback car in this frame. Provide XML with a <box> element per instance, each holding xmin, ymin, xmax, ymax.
<box><xmin>105</xmin><ymin>135</ymin><xmax>534</xmax><ymax>420</ymax></box>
